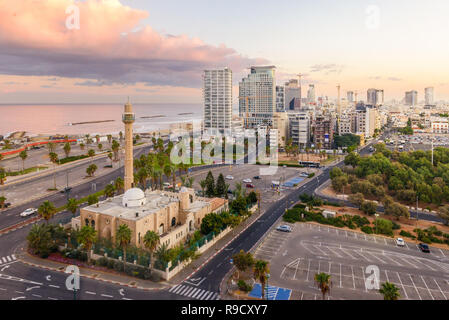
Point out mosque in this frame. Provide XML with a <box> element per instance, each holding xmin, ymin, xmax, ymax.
<box><xmin>72</xmin><ymin>101</ymin><xmax>228</xmax><ymax>249</ymax></box>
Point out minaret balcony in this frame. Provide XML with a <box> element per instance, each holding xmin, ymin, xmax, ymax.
<box><xmin>122</xmin><ymin>113</ymin><xmax>135</xmax><ymax>123</ymax></box>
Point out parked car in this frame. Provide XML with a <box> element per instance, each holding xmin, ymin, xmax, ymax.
<box><xmin>300</xmin><ymin>172</ymin><xmax>309</xmax><ymax>177</ymax></box>
<box><xmin>20</xmin><ymin>208</ymin><xmax>38</xmax><ymax>217</ymax></box>
<box><xmin>395</xmin><ymin>238</ymin><xmax>405</xmax><ymax>247</ymax></box>
<box><xmin>60</xmin><ymin>187</ymin><xmax>72</xmax><ymax>194</ymax></box>
<box><xmin>225</xmin><ymin>175</ymin><xmax>234</xmax><ymax>180</ymax></box>
<box><xmin>243</xmin><ymin>178</ymin><xmax>252</xmax><ymax>183</ymax></box>
<box><xmin>227</xmin><ymin>189</ymin><xmax>233</xmax><ymax>194</ymax></box>
<box><xmin>3</xmin><ymin>202</ymin><xmax>11</xmax><ymax>208</ymax></box>
<box><xmin>253</xmin><ymin>176</ymin><xmax>261</xmax><ymax>180</ymax></box>
<box><xmin>246</xmin><ymin>183</ymin><xmax>255</xmax><ymax>188</ymax></box>
<box><xmin>276</xmin><ymin>225</ymin><xmax>292</xmax><ymax>233</ymax></box>
<box><xmin>418</xmin><ymin>243</ymin><xmax>430</xmax><ymax>253</ymax></box>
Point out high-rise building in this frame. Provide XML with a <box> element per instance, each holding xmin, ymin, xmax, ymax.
<box><xmin>288</xmin><ymin>112</ymin><xmax>310</xmax><ymax>148</ymax></box>
<box><xmin>307</xmin><ymin>84</ymin><xmax>315</xmax><ymax>105</ymax></box>
<box><xmin>276</xmin><ymin>85</ymin><xmax>285</xmax><ymax>112</ymax></box>
<box><xmin>405</xmin><ymin>90</ymin><xmax>418</xmax><ymax>106</ymax></box>
<box><xmin>367</xmin><ymin>89</ymin><xmax>384</xmax><ymax>106</ymax></box>
<box><xmin>203</xmin><ymin>68</ymin><xmax>232</xmax><ymax>135</ymax></box>
<box><xmin>425</xmin><ymin>87</ymin><xmax>434</xmax><ymax>106</ymax></box>
<box><xmin>122</xmin><ymin>100</ymin><xmax>135</xmax><ymax>191</ymax></box>
<box><xmin>347</xmin><ymin>91</ymin><xmax>354</xmax><ymax>103</ymax></box>
<box><xmin>284</xmin><ymin>79</ymin><xmax>301</xmax><ymax>111</ymax></box>
<box><xmin>314</xmin><ymin>115</ymin><xmax>333</xmax><ymax>149</ymax></box>
<box><xmin>239</xmin><ymin>66</ymin><xmax>276</xmax><ymax>128</ymax></box>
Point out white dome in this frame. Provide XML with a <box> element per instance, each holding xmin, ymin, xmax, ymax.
<box><xmin>180</xmin><ymin>187</ymin><xmax>188</xmax><ymax>193</ymax></box>
<box><xmin>122</xmin><ymin>188</ymin><xmax>146</xmax><ymax>208</ymax></box>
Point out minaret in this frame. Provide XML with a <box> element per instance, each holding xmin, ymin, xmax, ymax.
<box><xmin>122</xmin><ymin>98</ymin><xmax>135</xmax><ymax>191</ymax></box>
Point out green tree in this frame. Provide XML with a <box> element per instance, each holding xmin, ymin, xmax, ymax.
<box><xmin>87</xmin><ymin>149</ymin><xmax>95</xmax><ymax>161</ymax></box>
<box><xmin>107</xmin><ymin>134</ymin><xmax>112</xmax><ymax>146</ymax></box>
<box><xmin>114</xmin><ymin>177</ymin><xmax>124</xmax><ymax>194</ymax></box>
<box><xmin>0</xmin><ymin>167</ymin><xmax>6</xmax><ymax>185</ymax></box>
<box><xmin>63</xmin><ymin>142</ymin><xmax>71</xmax><ymax>158</ymax></box>
<box><xmin>19</xmin><ymin>150</ymin><xmax>28</xmax><ymax>172</ymax></box>
<box><xmin>199</xmin><ymin>179</ymin><xmax>207</xmax><ymax>196</ymax></box>
<box><xmin>349</xmin><ymin>193</ymin><xmax>365</xmax><ymax>209</ymax></box>
<box><xmin>331</xmin><ymin>175</ymin><xmax>348</xmax><ymax>192</ymax></box>
<box><xmin>27</xmin><ymin>224</ymin><xmax>51</xmax><ymax>257</ymax></box>
<box><xmin>379</xmin><ymin>282</ymin><xmax>400</xmax><ymax>300</ymax></box>
<box><xmin>86</xmin><ymin>163</ymin><xmax>98</xmax><ymax>177</ymax></box>
<box><xmin>116</xmin><ymin>224</ymin><xmax>132</xmax><ymax>264</ymax></box>
<box><xmin>314</xmin><ymin>272</ymin><xmax>332</xmax><ymax>300</ymax></box>
<box><xmin>38</xmin><ymin>200</ymin><xmax>57</xmax><ymax>224</ymax></box>
<box><xmin>66</xmin><ymin>198</ymin><xmax>78</xmax><ymax>216</ymax></box>
<box><xmin>0</xmin><ymin>196</ymin><xmax>6</xmax><ymax>209</ymax></box>
<box><xmin>112</xmin><ymin>140</ymin><xmax>120</xmax><ymax>161</ymax></box>
<box><xmin>205</xmin><ymin>171</ymin><xmax>215</xmax><ymax>197</ymax></box>
<box><xmin>77</xmin><ymin>225</ymin><xmax>97</xmax><ymax>264</ymax></box>
<box><xmin>105</xmin><ymin>184</ymin><xmax>115</xmax><ymax>198</ymax></box>
<box><xmin>108</xmin><ymin>152</ymin><xmax>113</xmax><ymax>166</ymax></box>
<box><xmin>232</xmin><ymin>250</ymin><xmax>254</xmax><ymax>279</ymax></box>
<box><xmin>49</xmin><ymin>152</ymin><xmax>59</xmax><ymax>190</ymax></box>
<box><xmin>253</xmin><ymin>260</ymin><xmax>270</xmax><ymax>299</ymax></box>
<box><xmin>437</xmin><ymin>205</ymin><xmax>449</xmax><ymax>226</ymax></box>
<box><xmin>360</xmin><ymin>200</ymin><xmax>377</xmax><ymax>215</ymax></box>
<box><xmin>98</xmin><ymin>143</ymin><xmax>103</xmax><ymax>151</ymax></box>
<box><xmin>87</xmin><ymin>194</ymin><xmax>99</xmax><ymax>205</ymax></box>
<box><xmin>216</xmin><ymin>173</ymin><xmax>227</xmax><ymax>197</ymax></box>
<box><xmin>143</xmin><ymin>230</ymin><xmax>160</xmax><ymax>269</ymax></box>
<box><xmin>344</xmin><ymin>152</ymin><xmax>360</xmax><ymax>168</ymax></box>
<box><xmin>79</xmin><ymin>143</ymin><xmax>85</xmax><ymax>150</ymax></box>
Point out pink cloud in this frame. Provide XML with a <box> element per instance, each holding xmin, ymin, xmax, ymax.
<box><xmin>0</xmin><ymin>0</ymin><xmax>267</xmax><ymax>86</ymax></box>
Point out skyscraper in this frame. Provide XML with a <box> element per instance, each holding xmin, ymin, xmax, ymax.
<box><xmin>367</xmin><ymin>89</ymin><xmax>383</xmax><ymax>106</ymax></box>
<box><xmin>425</xmin><ymin>87</ymin><xmax>434</xmax><ymax>105</ymax></box>
<box><xmin>122</xmin><ymin>99</ymin><xmax>135</xmax><ymax>191</ymax></box>
<box><xmin>307</xmin><ymin>84</ymin><xmax>315</xmax><ymax>105</ymax></box>
<box><xmin>239</xmin><ymin>66</ymin><xmax>276</xmax><ymax>128</ymax></box>
<box><xmin>284</xmin><ymin>79</ymin><xmax>301</xmax><ymax>111</ymax></box>
<box><xmin>405</xmin><ymin>90</ymin><xmax>418</xmax><ymax>106</ymax></box>
<box><xmin>203</xmin><ymin>68</ymin><xmax>232</xmax><ymax>135</ymax></box>
<box><xmin>276</xmin><ymin>85</ymin><xmax>285</xmax><ymax>112</ymax></box>
<box><xmin>347</xmin><ymin>91</ymin><xmax>354</xmax><ymax>103</ymax></box>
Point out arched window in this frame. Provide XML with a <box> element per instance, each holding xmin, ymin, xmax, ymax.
<box><xmin>91</xmin><ymin>220</ymin><xmax>95</xmax><ymax>229</ymax></box>
<box><xmin>171</xmin><ymin>217</ymin><xmax>176</xmax><ymax>227</ymax></box>
<box><xmin>189</xmin><ymin>220</ymin><xmax>194</xmax><ymax>232</ymax></box>
<box><xmin>158</xmin><ymin>224</ymin><xmax>164</xmax><ymax>235</ymax></box>
<box><xmin>84</xmin><ymin>218</ymin><xmax>89</xmax><ymax>226</ymax></box>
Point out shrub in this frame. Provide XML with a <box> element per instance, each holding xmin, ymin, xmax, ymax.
<box><xmin>360</xmin><ymin>200</ymin><xmax>377</xmax><ymax>215</ymax></box>
<box><xmin>374</xmin><ymin>218</ymin><xmax>394</xmax><ymax>237</ymax></box>
<box><xmin>107</xmin><ymin>259</ymin><xmax>115</xmax><ymax>269</ymax></box>
<box><xmin>237</xmin><ymin>280</ymin><xmax>253</xmax><ymax>293</ymax></box>
<box><xmin>113</xmin><ymin>260</ymin><xmax>124</xmax><ymax>272</ymax></box>
<box><xmin>361</xmin><ymin>226</ymin><xmax>373</xmax><ymax>234</ymax></box>
<box><xmin>97</xmin><ymin>257</ymin><xmax>108</xmax><ymax>267</ymax></box>
<box><xmin>399</xmin><ymin>230</ymin><xmax>415</xmax><ymax>239</ymax></box>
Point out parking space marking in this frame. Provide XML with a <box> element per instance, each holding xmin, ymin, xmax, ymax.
<box><xmin>326</xmin><ymin>246</ymin><xmax>343</xmax><ymax>258</ymax></box>
<box><xmin>361</xmin><ymin>267</ymin><xmax>367</xmax><ymax>292</ymax></box>
<box><xmin>409</xmin><ymin>274</ymin><xmax>422</xmax><ymax>300</ymax></box>
<box><xmin>365</xmin><ymin>251</ymin><xmax>387</xmax><ymax>264</ymax></box>
<box><xmin>306</xmin><ymin>260</ymin><xmax>311</xmax><ymax>282</ymax></box>
<box><xmin>382</xmin><ymin>254</ymin><xmax>403</xmax><ymax>266</ymax></box>
<box><xmin>351</xmin><ymin>266</ymin><xmax>356</xmax><ymax>290</ymax></box>
<box><xmin>421</xmin><ymin>276</ymin><xmax>434</xmax><ymax>300</ymax></box>
<box><xmin>433</xmin><ymin>278</ymin><xmax>447</xmax><ymax>300</ymax></box>
<box><xmin>339</xmin><ymin>264</ymin><xmax>342</xmax><ymax>288</ymax></box>
<box><xmin>396</xmin><ymin>272</ymin><xmax>409</xmax><ymax>299</ymax></box>
<box><xmin>313</xmin><ymin>245</ymin><xmax>328</xmax><ymax>256</ymax></box>
<box><xmin>353</xmin><ymin>250</ymin><xmax>372</xmax><ymax>262</ymax></box>
<box><xmin>385</xmin><ymin>270</ymin><xmax>390</xmax><ymax>283</ymax></box>
<box><xmin>340</xmin><ymin>247</ymin><xmax>358</xmax><ymax>260</ymax></box>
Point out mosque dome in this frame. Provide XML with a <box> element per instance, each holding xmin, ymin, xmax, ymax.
<box><xmin>180</xmin><ymin>187</ymin><xmax>188</xmax><ymax>193</ymax></box>
<box><xmin>122</xmin><ymin>188</ymin><xmax>146</xmax><ymax>208</ymax></box>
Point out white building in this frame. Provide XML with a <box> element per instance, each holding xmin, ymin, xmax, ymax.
<box><xmin>425</xmin><ymin>87</ymin><xmax>434</xmax><ymax>106</ymax></box>
<box><xmin>203</xmin><ymin>68</ymin><xmax>232</xmax><ymax>135</ymax></box>
<box><xmin>307</xmin><ymin>84</ymin><xmax>316</xmax><ymax>105</ymax></box>
<box><xmin>432</xmin><ymin>118</ymin><xmax>448</xmax><ymax>133</ymax></box>
<box><xmin>288</xmin><ymin>112</ymin><xmax>310</xmax><ymax>148</ymax></box>
<box><xmin>405</xmin><ymin>90</ymin><xmax>418</xmax><ymax>106</ymax></box>
<box><xmin>239</xmin><ymin>66</ymin><xmax>276</xmax><ymax>128</ymax></box>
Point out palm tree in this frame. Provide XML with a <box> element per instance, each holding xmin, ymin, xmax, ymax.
<box><xmin>66</xmin><ymin>198</ymin><xmax>78</xmax><ymax>216</ymax></box>
<box><xmin>63</xmin><ymin>142</ymin><xmax>71</xmax><ymax>159</ymax></box>
<box><xmin>379</xmin><ymin>282</ymin><xmax>400</xmax><ymax>300</ymax></box>
<box><xmin>119</xmin><ymin>131</ymin><xmax>123</xmax><ymax>141</ymax></box>
<box><xmin>19</xmin><ymin>150</ymin><xmax>27</xmax><ymax>172</ymax></box>
<box><xmin>47</xmin><ymin>142</ymin><xmax>56</xmax><ymax>153</ymax></box>
<box><xmin>112</xmin><ymin>140</ymin><xmax>120</xmax><ymax>161</ymax></box>
<box><xmin>87</xmin><ymin>149</ymin><xmax>95</xmax><ymax>162</ymax></box>
<box><xmin>108</xmin><ymin>152</ymin><xmax>113</xmax><ymax>167</ymax></box>
<box><xmin>0</xmin><ymin>167</ymin><xmax>6</xmax><ymax>185</ymax></box>
<box><xmin>314</xmin><ymin>272</ymin><xmax>332</xmax><ymax>300</ymax></box>
<box><xmin>38</xmin><ymin>200</ymin><xmax>57</xmax><ymax>224</ymax></box>
<box><xmin>77</xmin><ymin>225</ymin><xmax>97</xmax><ymax>264</ymax></box>
<box><xmin>79</xmin><ymin>143</ymin><xmax>85</xmax><ymax>151</ymax></box>
<box><xmin>253</xmin><ymin>260</ymin><xmax>270</xmax><ymax>299</ymax></box>
<box><xmin>86</xmin><ymin>164</ymin><xmax>97</xmax><ymax>177</ymax></box>
<box><xmin>163</xmin><ymin>164</ymin><xmax>172</xmax><ymax>188</ymax></box>
<box><xmin>116</xmin><ymin>224</ymin><xmax>132</xmax><ymax>265</ymax></box>
<box><xmin>0</xmin><ymin>196</ymin><xmax>6</xmax><ymax>209</ymax></box>
<box><xmin>114</xmin><ymin>177</ymin><xmax>124</xmax><ymax>194</ymax></box>
<box><xmin>199</xmin><ymin>179</ymin><xmax>207</xmax><ymax>196</ymax></box>
<box><xmin>107</xmin><ymin>134</ymin><xmax>112</xmax><ymax>146</ymax></box>
<box><xmin>49</xmin><ymin>152</ymin><xmax>59</xmax><ymax>189</ymax></box>
<box><xmin>98</xmin><ymin>143</ymin><xmax>103</xmax><ymax>151</ymax></box>
<box><xmin>95</xmin><ymin>134</ymin><xmax>100</xmax><ymax>145</ymax></box>
<box><xmin>105</xmin><ymin>184</ymin><xmax>115</xmax><ymax>198</ymax></box>
<box><xmin>27</xmin><ymin>224</ymin><xmax>51</xmax><ymax>255</ymax></box>
<box><xmin>143</xmin><ymin>230</ymin><xmax>160</xmax><ymax>269</ymax></box>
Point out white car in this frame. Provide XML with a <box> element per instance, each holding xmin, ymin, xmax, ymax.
<box><xmin>395</xmin><ymin>238</ymin><xmax>405</xmax><ymax>247</ymax></box>
<box><xmin>20</xmin><ymin>208</ymin><xmax>38</xmax><ymax>217</ymax></box>
<box><xmin>276</xmin><ymin>225</ymin><xmax>292</xmax><ymax>233</ymax></box>
<box><xmin>225</xmin><ymin>175</ymin><xmax>234</xmax><ymax>180</ymax></box>
<box><xmin>243</xmin><ymin>178</ymin><xmax>252</xmax><ymax>183</ymax></box>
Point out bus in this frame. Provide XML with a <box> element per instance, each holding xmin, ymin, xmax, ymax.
<box><xmin>298</xmin><ymin>161</ymin><xmax>320</xmax><ymax>168</ymax></box>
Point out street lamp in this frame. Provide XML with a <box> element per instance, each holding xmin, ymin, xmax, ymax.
<box><xmin>374</xmin><ymin>213</ymin><xmax>379</xmax><ymax>234</ymax></box>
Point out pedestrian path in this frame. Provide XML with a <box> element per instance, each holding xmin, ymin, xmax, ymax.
<box><xmin>0</xmin><ymin>254</ymin><xmax>16</xmax><ymax>265</ymax></box>
<box><xmin>248</xmin><ymin>283</ymin><xmax>292</xmax><ymax>300</ymax></box>
<box><xmin>168</xmin><ymin>284</ymin><xmax>220</xmax><ymax>300</ymax></box>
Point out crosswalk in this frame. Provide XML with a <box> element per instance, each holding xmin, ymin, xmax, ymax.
<box><xmin>0</xmin><ymin>255</ymin><xmax>16</xmax><ymax>265</ymax></box>
<box><xmin>168</xmin><ymin>284</ymin><xmax>220</xmax><ymax>300</ymax></box>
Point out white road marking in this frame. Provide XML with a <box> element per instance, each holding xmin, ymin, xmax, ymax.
<box><xmin>101</xmin><ymin>294</ymin><xmax>113</xmax><ymax>298</ymax></box>
<box><xmin>408</xmin><ymin>274</ymin><xmax>422</xmax><ymax>300</ymax></box>
<box><xmin>85</xmin><ymin>291</ymin><xmax>96</xmax><ymax>295</ymax></box>
<box><xmin>420</xmin><ymin>276</ymin><xmax>434</xmax><ymax>300</ymax></box>
<box><xmin>433</xmin><ymin>278</ymin><xmax>447</xmax><ymax>300</ymax></box>
<box><xmin>396</xmin><ymin>272</ymin><xmax>408</xmax><ymax>300</ymax></box>
<box><xmin>351</xmin><ymin>266</ymin><xmax>356</xmax><ymax>290</ymax></box>
<box><xmin>339</xmin><ymin>264</ymin><xmax>342</xmax><ymax>288</ymax></box>
<box><xmin>49</xmin><ymin>285</ymin><xmax>60</xmax><ymax>289</ymax></box>
<box><xmin>306</xmin><ymin>260</ymin><xmax>311</xmax><ymax>282</ymax></box>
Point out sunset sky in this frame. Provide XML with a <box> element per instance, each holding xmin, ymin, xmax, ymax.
<box><xmin>1</xmin><ymin>0</ymin><xmax>448</xmax><ymax>104</ymax></box>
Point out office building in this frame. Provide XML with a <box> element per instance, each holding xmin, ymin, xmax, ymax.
<box><xmin>288</xmin><ymin>112</ymin><xmax>310</xmax><ymax>148</ymax></box>
<box><xmin>347</xmin><ymin>91</ymin><xmax>354</xmax><ymax>103</ymax></box>
<box><xmin>276</xmin><ymin>85</ymin><xmax>285</xmax><ymax>112</ymax></box>
<box><xmin>239</xmin><ymin>66</ymin><xmax>276</xmax><ymax>128</ymax></box>
<box><xmin>405</xmin><ymin>90</ymin><xmax>418</xmax><ymax>106</ymax></box>
<box><xmin>284</xmin><ymin>79</ymin><xmax>301</xmax><ymax>111</ymax></box>
<box><xmin>314</xmin><ymin>115</ymin><xmax>333</xmax><ymax>149</ymax></box>
<box><xmin>307</xmin><ymin>84</ymin><xmax>316</xmax><ymax>105</ymax></box>
<box><xmin>203</xmin><ymin>68</ymin><xmax>232</xmax><ymax>135</ymax></box>
<box><xmin>425</xmin><ymin>87</ymin><xmax>434</xmax><ymax>106</ymax></box>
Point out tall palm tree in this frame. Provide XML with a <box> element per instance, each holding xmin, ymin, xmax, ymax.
<box><xmin>63</xmin><ymin>142</ymin><xmax>71</xmax><ymax>159</ymax></box>
<box><xmin>107</xmin><ymin>134</ymin><xmax>112</xmax><ymax>146</ymax></box>
<box><xmin>0</xmin><ymin>196</ymin><xmax>6</xmax><ymax>209</ymax></box>
<box><xmin>119</xmin><ymin>131</ymin><xmax>123</xmax><ymax>141</ymax></box>
<box><xmin>116</xmin><ymin>224</ymin><xmax>132</xmax><ymax>265</ymax></box>
<box><xmin>19</xmin><ymin>150</ymin><xmax>27</xmax><ymax>172</ymax></box>
<box><xmin>76</xmin><ymin>225</ymin><xmax>97</xmax><ymax>264</ymax></box>
<box><xmin>48</xmin><ymin>152</ymin><xmax>59</xmax><ymax>189</ymax></box>
<box><xmin>143</xmin><ymin>230</ymin><xmax>160</xmax><ymax>269</ymax></box>
<box><xmin>253</xmin><ymin>260</ymin><xmax>270</xmax><ymax>299</ymax></box>
<box><xmin>314</xmin><ymin>272</ymin><xmax>332</xmax><ymax>300</ymax></box>
<box><xmin>199</xmin><ymin>179</ymin><xmax>207</xmax><ymax>196</ymax></box>
<box><xmin>114</xmin><ymin>177</ymin><xmax>124</xmax><ymax>195</ymax></box>
<box><xmin>27</xmin><ymin>224</ymin><xmax>51</xmax><ymax>255</ymax></box>
<box><xmin>95</xmin><ymin>134</ymin><xmax>100</xmax><ymax>145</ymax></box>
<box><xmin>163</xmin><ymin>164</ymin><xmax>172</xmax><ymax>188</ymax></box>
<box><xmin>111</xmin><ymin>140</ymin><xmax>120</xmax><ymax>161</ymax></box>
<box><xmin>105</xmin><ymin>184</ymin><xmax>115</xmax><ymax>198</ymax></box>
<box><xmin>66</xmin><ymin>198</ymin><xmax>78</xmax><ymax>216</ymax></box>
<box><xmin>379</xmin><ymin>282</ymin><xmax>400</xmax><ymax>300</ymax></box>
<box><xmin>108</xmin><ymin>152</ymin><xmax>113</xmax><ymax>167</ymax></box>
<box><xmin>47</xmin><ymin>142</ymin><xmax>56</xmax><ymax>153</ymax></box>
<box><xmin>87</xmin><ymin>149</ymin><xmax>95</xmax><ymax>162</ymax></box>
<box><xmin>0</xmin><ymin>167</ymin><xmax>6</xmax><ymax>185</ymax></box>
<box><xmin>38</xmin><ymin>200</ymin><xmax>57</xmax><ymax>224</ymax></box>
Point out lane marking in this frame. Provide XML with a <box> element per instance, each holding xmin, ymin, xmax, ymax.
<box><xmin>408</xmin><ymin>274</ymin><xmax>422</xmax><ymax>300</ymax></box>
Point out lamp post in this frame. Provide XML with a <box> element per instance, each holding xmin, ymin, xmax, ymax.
<box><xmin>374</xmin><ymin>213</ymin><xmax>379</xmax><ymax>234</ymax></box>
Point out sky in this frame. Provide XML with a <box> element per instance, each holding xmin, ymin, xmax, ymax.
<box><xmin>0</xmin><ymin>0</ymin><xmax>448</xmax><ymax>104</ymax></box>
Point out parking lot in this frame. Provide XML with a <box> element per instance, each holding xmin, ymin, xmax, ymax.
<box><xmin>254</xmin><ymin>222</ymin><xmax>449</xmax><ymax>300</ymax></box>
<box><xmin>190</xmin><ymin>164</ymin><xmax>318</xmax><ymax>207</ymax></box>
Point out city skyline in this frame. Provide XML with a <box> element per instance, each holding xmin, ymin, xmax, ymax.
<box><xmin>1</xmin><ymin>0</ymin><xmax>449</xmax><ymax>104</ymax></box>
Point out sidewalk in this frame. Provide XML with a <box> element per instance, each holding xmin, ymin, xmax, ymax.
<box><xmin>16</xmin><ymin>248</ymin><xmax>169</xmax><ymax>291</ymax></box>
